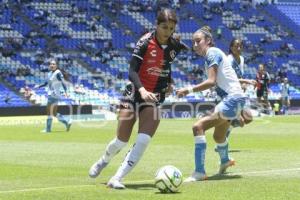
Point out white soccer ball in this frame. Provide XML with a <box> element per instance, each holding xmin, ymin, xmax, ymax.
<box><xmin>154</xmin><ymin>165</ymin><xmax>183</xmax><ymax>193</ymax></box>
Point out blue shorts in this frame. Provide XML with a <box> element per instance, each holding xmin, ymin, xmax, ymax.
<box><xmin>215</xmin><ymin>96</ymin><xmax>246</xmax><ymax>120</ymax></box>
<box><xmin>47</xmin><ymin>96</ymin><xmax>59</xmax><ymax>106</ymax></box>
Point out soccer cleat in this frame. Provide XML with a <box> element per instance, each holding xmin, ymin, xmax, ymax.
<box><xmin>88</xmin><ymin>160</ymin><xmax>108</xmax><ymax>178</ymax></box>
<box><xmin>66</xmin><ymin>119</ymin><xmax>72</xmax><ymax>132</ymax></box>
<box><xmin>107</xmin><ymin>178</ymin><xmax>125</xmax><ymax>189</ymax></box>
<box><xmin>218</xmin><ymin>159</ymin><xmax>235</xmax><ymax>174</ymax></box>
<box><xmin>183</xmin><ymin>171</ymin><xmax>208</xmax><ymax>183</ymax></box>
<box><xmin>40</xmin><ymin>129</ymin><xmax>50</xmax><ymax>133</ymax></box>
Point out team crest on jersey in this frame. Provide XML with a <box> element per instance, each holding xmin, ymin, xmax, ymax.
<box><xmin>170</xmin><ymin>50</ymin><xmax>176</xmax><ymax>59</ymax></box>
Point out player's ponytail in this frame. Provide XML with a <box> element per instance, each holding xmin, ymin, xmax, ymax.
<box><xmin>195</xmin><ymin>26</ymin><xmax>214</xmax><ymax>47</ymax></box>
<box><xmin>60</xmin><ymin>68</ymin><xmax>70</xmax><ymax>82</ymax></box>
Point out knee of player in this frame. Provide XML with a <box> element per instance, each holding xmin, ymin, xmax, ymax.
<box><xmin>242</xmin><ymin>110</ymin><xmax>253</xmax><ymax>124</ymax></box>
<box><xmin>192</xmin><ymin>123</ymin><xmax>204</xmax><ymax>136</ymax></box>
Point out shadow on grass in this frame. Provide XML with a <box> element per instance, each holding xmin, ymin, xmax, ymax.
<box><xmin>99</xmin><ymin>182</ymin><xmax>156</xmax><ymax>190</ymax></box>
<box><xmin>154</xmin><ymin>191</ymin><xmax>182</xmax><ymax>195</ymax></box>
<box><xmin>229</xmin><ymin>149</ymin><xmax>252</xmax><ymax>153</ymax></box>
<box><xmin>125</xmin><ymin>183</ymin><xmax>156</xmax><ymax>190</ymax></box>
<box><xmin>207</xmin><ymin>173</ymin><xmax>242</xmax><ymax>181</ymax></box>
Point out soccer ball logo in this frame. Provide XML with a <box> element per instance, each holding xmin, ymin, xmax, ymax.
<box><xmin>154</xmin><ymin>165</ymin><xmax>183</xmax><ymax>193</ymax></box>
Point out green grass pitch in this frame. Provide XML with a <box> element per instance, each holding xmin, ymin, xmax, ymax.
<box><xmin>0</xmin><ymin>115</ymin><xmax>300</xmax><ymax>200</ymax></box>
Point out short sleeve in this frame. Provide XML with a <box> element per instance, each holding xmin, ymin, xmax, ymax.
<box><xmin>205</xmin><ymin>49</ymin><xmax>223</xmax><ymax>68</ymax></box>
<box><xmin>132</xmin><ymin>35</ymin><xmax>149</xmax><ymax>60</ymax></box>
<box><xmin>56</xmin><ymin>71</ymin><xmax>64</xmax><ymax>81</ymax></box>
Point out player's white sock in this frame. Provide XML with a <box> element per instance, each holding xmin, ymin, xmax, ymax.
<box><xmin>101</xmin><ymin>137</ymin><xmax>127</xmax><ymax>163</ymax></box>
<box><xmin>113</xmin><ymin>133</ymin><xmax>151</xmax><ymax>180</ymax></box>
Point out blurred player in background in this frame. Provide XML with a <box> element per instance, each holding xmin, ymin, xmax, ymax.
<box><xmin>280</xmin><ymin>77</ymin><xmax>290</xmax><ymax>114</ymax></box>
<box><xmin>176</xmin><ymin>26</ymin><xmax>246</xmax><ymax>181</ymax></box>
<box><xmin>256</xmin><ymin>63</ymin><xmax>271</xmax><ymax>113</ymax></box>
<box><xmin>88</xmin><ymin>8</ymin><xmax>188</xmax><ymax>189</ymax></box>
<box><xmin>35</xmin><ymin>59</ymin><xmax>72</xmax><ymax>133</ymax></box>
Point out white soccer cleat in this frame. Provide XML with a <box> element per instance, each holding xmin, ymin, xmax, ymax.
<box><xmin>107</xmin><ymin>178</ymin><xmax>125</xmax><ymax>189</ymax></box>
<box><xmin>40</xmin><ymin>129</ymin><xmax>50</xmax><ymax>133</ymax></box>
<box><xmin>88</xmin><ymin>160</ymin><xmax>108</xmax><ymax>178</ymax></box>
<box><xmin>219</xmin><ymin>159</ymin><xmax>235</xmax><ymax>174</ymax></box>
<box><xmin>183</xmin><ymin>171</ymin><xmax>208</xmax><ymax>183</ymax></box>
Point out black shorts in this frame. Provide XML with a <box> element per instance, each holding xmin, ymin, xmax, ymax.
<box><xmin>257</xmin><ymin>89</ymin><xmax>268</xmax><ymax>99</ymax></box>
<box><xmin>120</xmin><ymin>83</ymin><xmax>165</xmax><ymax>112</ymax></box>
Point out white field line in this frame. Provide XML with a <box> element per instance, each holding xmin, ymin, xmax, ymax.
<box><xmin>235</xmin><ymin>167</ymin><xmax>300</xmax><ymax>175</ymax></box>
<box><xmin>0</xmin><ymin>167</ymin><xmax>300</xmax><ymax>194</ymax></box>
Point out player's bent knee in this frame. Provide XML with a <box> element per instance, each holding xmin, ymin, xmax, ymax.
<box><xmin>192</xmin><ymin>124</ymin><xmax>203</xmax><ymax>136</ymax></box>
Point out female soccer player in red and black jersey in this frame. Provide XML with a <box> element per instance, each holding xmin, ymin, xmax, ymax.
<box><xmin>256</xmin><ymin>64</ymin><xmax>271</xmax><ymax>112</ymax></box>
<box><xmin>89</xmin><ymin>9</ymin><xmax>188</xmax><ymax>189</ymax></box>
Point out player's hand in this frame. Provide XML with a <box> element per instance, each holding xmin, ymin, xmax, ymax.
<box><xmin>249</xmin><ymin>79</ymin><xmax>257</xmax><ymax>86</ymax></box>
<box><xmin>139</xmin><ymin>87</ymin><xmax>158</xmax><ymax>103</ymax></box>
<box><xmin>176</xmin><ymin>88</ymin><xmax>189</xmax><ymax>98</ymax></box>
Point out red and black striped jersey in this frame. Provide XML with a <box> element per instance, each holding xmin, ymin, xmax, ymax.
<box><xmin>130</xmin><ymin>31</ymin><xmax>188</xmax><ymax>93</ymax></box>
<box><xmin>256</xmin><ymin>71</ymin><xmax>270</xmax><ymax>90</ymax></box>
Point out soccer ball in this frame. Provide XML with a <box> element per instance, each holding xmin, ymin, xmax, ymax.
<box><xmin>154</xmin><ymin>165</ymin><xmax>183</xmax><ymax>193</ymax></box>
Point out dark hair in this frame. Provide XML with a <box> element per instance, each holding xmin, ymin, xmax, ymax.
<box><xmin>156</xmin><ymin>9</ymin><xmax>177</xmax><ymax>25</ymax></box>
<box><xmin>49</xmin><ymin>59</ymin><xmax>70</xmax><ymax>81</ymax></box>
<box><xmin>60</xmin><ymin>68</ymin><xmax>70</xmax><ymax>82</ymax></box>
<box><xmin>229</xmin><ymin>38</ymin><xmax>243</xmax><ymax>54</ymax></box>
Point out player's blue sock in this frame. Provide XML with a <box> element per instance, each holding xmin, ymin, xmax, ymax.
<box><xmin>194</xmin><ymin>135</ymin><xmax>206</xmax><ymax>174</ymax></box>
<box><xmin>46</xmin><ymin>116</ymin><xmax>53</xmax><ymax>132</ymax></box>
<box><xmin>282</xmin><ymin>105</ymin><xmax>286</xmax><ymax>114</ymax></box>
<box><xmin>56</xmin><ymin>113</ymin><xmax>68</xmax><ymax>126</ymax></box>
<box><xmin>216</xmin><ymin>139</ymin><xmax>230</xmax><ymax>164</ymax></box>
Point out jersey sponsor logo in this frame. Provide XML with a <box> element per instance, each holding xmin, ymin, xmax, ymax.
<box><xmin>150</xmin><ymin>49</ymin><xmax>157</xmax><ymax>57</ymax></box>
<box><xmin>146</xmin><ymin>67</ymin><xmax>169</xmax><ymax>77</ymax></box>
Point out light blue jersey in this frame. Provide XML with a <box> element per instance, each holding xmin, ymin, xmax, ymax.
<box><xmin>280</xmin><ymin>83</ymin><xmax>290</xmax><ymax>99</ymax></box>
<box><xmin>227</xmin><ymin>54</ymin><xmax>244</xmax><ymax>79</ymax></box>
<box><xmin>204</xmin><ymin>47</ymin><xmax>245</xmax><ymax>119</ymax></box>
<box><xmin>47</xmin><ymin>69</ymin><xmax>67</xmax><ymax>99</ymax></box>
<box><xmin>205</xmin><ymin>47</ymin><xmax>243</xmax><ymax>99</ymax></box>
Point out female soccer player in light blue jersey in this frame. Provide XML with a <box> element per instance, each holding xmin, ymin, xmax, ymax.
<box><xmin>176</xmin><ymin>26</ymin><xmax>246</xmax><ymax>181</ymax></box>
<box><xmin>36</xmin><ymin>59</ymin><xmax>72</xmax><ymax>133</ymax></box>
<box><xmin>225</xmin><ymin>38</ymin><xmax>256</xmax><ymax>137</ymax></box>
